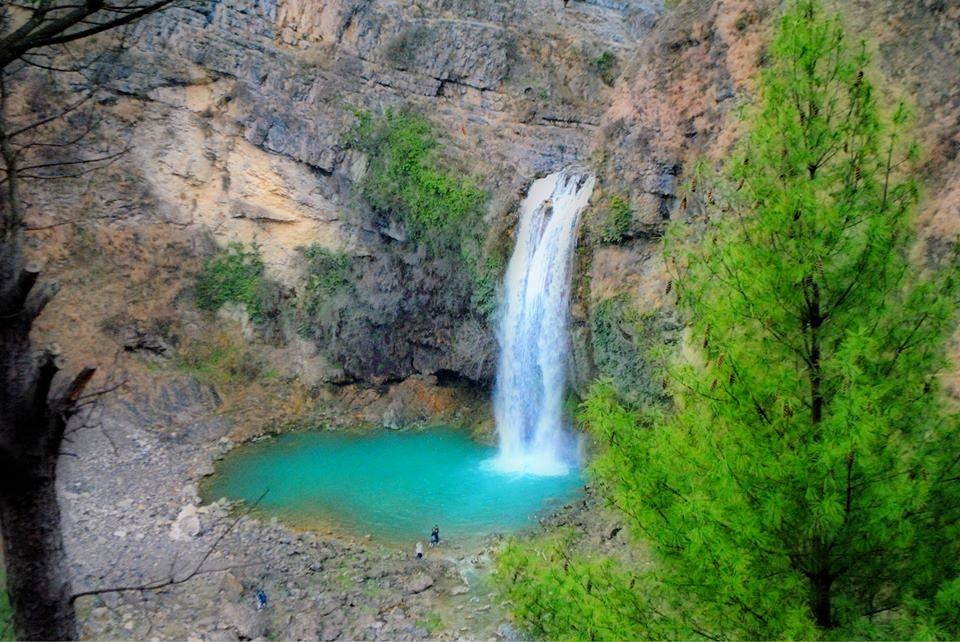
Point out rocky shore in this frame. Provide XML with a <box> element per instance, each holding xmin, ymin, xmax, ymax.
<box><xmin>58</xmin><ymin>375</ymin><xmax>524</xmax><ymax>641</ymax></box>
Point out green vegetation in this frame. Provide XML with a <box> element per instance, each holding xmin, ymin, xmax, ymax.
<box><xmin>472</xmin><ymin>254</ymin><xmax>505</xmax><ymax>319</ymax></box>
<box><xmin>0</xmin><ymin>564</ymin><xmax>10</xmax><ymax>642</ymax></box>
<box><xmin>590</xmin><ymin>51</ymin><xmax>618</xmax><ymax>87</ymax></box>
<box><xmin>415</xmin><ymin>612</ymin><xmax>445</xmax><ymax>636</ymax></box>
<box><xmin>346</xmin><ymin>108</ymin><xmax>485</xmax><ymax>249</ymax></box>
<box><xmin>460</xmin><ymin>234</ymin><xmax>507</xmax><ymax>320</ymax></box>
<box><xmin>175</xmin><ymin>332</ymin><xmax>272</xmax><ymax>386</ymax></box>
<box><xmin>588</xmin><ymin>193</ymin><xmax>633</xmax><ymax>245</ymax></box>
<box><xmin>295</xmin><ymin>244</ymin><xmax>355</xmax><ymax>341</ymax></box>
<box><xmin>496</xmin><ymin>528</ymin><xmax>669</xmax><ymax>640</ymax></box>
<box><xmin>590</xmin><ymin>295</ymin><xmax>675</xmax><ymax>408</ymax></box>
<box><xmin>195</xmin><ymin>242</ymin><xmax>268</xmax><ymax>320</ymax></box>
<box><xmin>497</xmin><ymin>1</ymin><xmax>960</xmax><ymax>639</ymax></box>
<box><xmin>346</xmin><ymin>108</ymin><xmax>504</xmax><ymax>317</ymax></box>
<box><xmin>299</xmin><ymin>245</ymin><xmax>353</xmax><ymax>316</ymax></box>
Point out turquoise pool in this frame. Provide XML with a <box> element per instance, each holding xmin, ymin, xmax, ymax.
<box><xmin>203</xmin><ymin>428</ymin><xmax>583</xmax><ymax>543</ymax></box>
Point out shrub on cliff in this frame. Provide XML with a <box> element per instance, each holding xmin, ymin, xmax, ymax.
<box><xmin>346</xmin><ymin>108</ymin><xmax>485</xmax><ymax>250</ymax></box>
<box><xmin>300</xmin><ymin>245</ymin><xmax>353</xmax><ymax>314</ymax></box>
<box><xmin>346</xmin><ymin>108</ymin><xmax>504</xmax><ymax>318</ymax></box>
<box><xmin>497</xmin><ymin>1</ymin><xmax>960</xmax><ymax>638</ymax></box>
<box><xmin>589</xmin><ymin>295</ymin><xmax>676</xmax><ymax>408</ymax></box>
<box><xmin>588</xmin><ymin>193</ymin><xmax>633</xmax><ymax>245</ymax></box>
<box><xmin>296</xmin><ymin>244</ymin><xmax>354</xmax><ymax>340</ymax></box>
<box><xmin>195</xmin><ymin>242</ymin><xmax>268</xmax><ymax>321</ymax></box>
<box><xmin>590</xmin><ymin>51</ymin><xmax>618</xmax><ymax>87</ymax></box>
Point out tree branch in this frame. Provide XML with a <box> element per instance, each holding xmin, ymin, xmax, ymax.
<box><xmin>2</xmin><ymin>0</ymin><xmax>176</xmax><ymax>68</ymax></box>
<box><xmin>23</xmin><ymin>279</ymin><xmax>59</xmax><ymax>321</ymax></box>
<box><xmin>69</xmin><ymin>489</ymin><xmax>270</xmax><ymax>604</ymax></box>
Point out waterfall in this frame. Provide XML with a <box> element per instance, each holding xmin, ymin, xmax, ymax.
<box><xmin>487</xmin><ymin>170</ymin><xmax>595</xmax><ymax>476</ymax></box>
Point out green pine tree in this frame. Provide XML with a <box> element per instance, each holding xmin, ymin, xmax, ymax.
<box><xmin>497</xmin><ymin>1</ymin><xmax>960</xmax><ymax>638</ymax></box>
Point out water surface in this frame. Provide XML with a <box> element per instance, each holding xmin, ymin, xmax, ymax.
<box><xmin>204</xmin><ymin>428</ymin><xmax>583</xmax><ymax>543</ymax></box>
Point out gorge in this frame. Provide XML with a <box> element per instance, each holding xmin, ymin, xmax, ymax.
<box><xmin>204</xmin><ymin>170</ymin><xmax>592</xmax><ymax>543</ymax></box>
<box><xmin>2</xmin><ymin>0</ymin><xmax>959</xmax><ymax>640</ymax></box>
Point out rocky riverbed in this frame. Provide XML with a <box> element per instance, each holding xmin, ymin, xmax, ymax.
<box><xmin>58</xmin><ymin>375</ymin><xmax>529</xmax><ymax>641</ymax></box>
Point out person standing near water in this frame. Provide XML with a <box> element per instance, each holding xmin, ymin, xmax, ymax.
<box><xmin>415</xmin><ymin>542</ymin><xmax>424</xmax><ymax>559</ymax></box>
<box><xmin>430</xmin><ymin>525</ymin><xmax>440</xmax><ymax>547</ymax></box>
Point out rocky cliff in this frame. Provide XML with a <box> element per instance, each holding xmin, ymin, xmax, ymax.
<box><xmin>24</xmin><ymin>0</ymin><xmax>960</xmax><ymax>409</ymax></box>
<box><xmin>14</xmin><ymin>1</ymin><xmax>960</xmax><ymax>639</ymax></box>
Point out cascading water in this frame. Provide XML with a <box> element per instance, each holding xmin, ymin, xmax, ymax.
<box><xmin>487</xmin><ymin>170</ymin><xmax>595</xmax><ymax>476</ymax></box>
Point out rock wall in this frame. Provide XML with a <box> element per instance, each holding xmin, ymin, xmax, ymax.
<box><xmin>27</xmin><ymin>0</ymin><xmax>662</xmax><ymax>389</ymax></box>
<box><xmin>24</xmin><ymin>0</ymin><xmax>960</xmax><ymax>397</ymax></box>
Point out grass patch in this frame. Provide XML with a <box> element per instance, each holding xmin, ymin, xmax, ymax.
<box><xmin>415</xmin><ymin>612</ymin><xmax>445</xmax><ymax>636</ymax></box>
<box><xmin>590</xmin><ymin>51</ymin><xmax>618</xmax><ymax>86</ymax></box>
<box><xmin>175</xmin><ymin>331</ymin><xmax>272</xmax><ymax>386</ymax></box>
<box><xmin>195</xmin><ymin>242</ymin><xmax>267</xmax><ymax>321</ymax></box>
<box><xmin>362</xmin><ymin>579</ymin><xmax>384</xmax><ymax>598</ymax></box>
<box><xmin>0</xmin><ymin>564</ymin><xmax>12</xmax><ymax>641</ymax></box>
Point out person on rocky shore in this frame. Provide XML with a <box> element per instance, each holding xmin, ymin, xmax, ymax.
<box><xmin>415</xmin><ymin>541</ymin><xmax>424</xmax><ymax>559</ymax></box>
<box><xmin>430</xmin><ymin>525</ymin><xmax>440</xmax><ymax>547</ymax></box>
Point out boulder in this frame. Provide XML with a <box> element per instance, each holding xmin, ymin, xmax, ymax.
<box><xmin>169</xmin><ymin>504</ymin><xmax>201</xmax><ymax>540</ymax></box>
<box><xmin>382</xmin><ymin>397</ymin><xmax>405</xmax><ymax>430</ymax></box>
<box><xmin>119</xmin><ymin>325</ymin><xmax>173</xmax><ymax>357</ymax></box>
<box><xmin>286</xmin><ymin>613</ymin><xmax>320</xmax><ymax>641</ymax></box>
<box><xmin>319</xmin><ymin>608</ymin><xmax>346</xmax><ymax>641</ymax></box>
<box><xmin>219</xmin><ymin>603</ymin><xmax>264</xmax><ymax>641</ymax></box>
<box><xmin>402</xmin><ymin>573</ymin><xmax>434</xmax><ymax>595</ymax></box>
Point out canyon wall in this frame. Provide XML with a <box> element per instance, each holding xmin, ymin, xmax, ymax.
<box><xmin>23</xmin><ymin>0</ymin><xmax>960</xmax><ymax>415</ymax></box>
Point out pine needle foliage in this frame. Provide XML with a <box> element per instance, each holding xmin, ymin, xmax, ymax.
<box><xmin>497</xmin><ymin>1</ymin><xmax>960</xmax><ymax>638</ymax></box>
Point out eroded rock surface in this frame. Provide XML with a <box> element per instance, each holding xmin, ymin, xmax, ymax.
<box><xmin>23</xmin><ymin>1</ymin><xmax>960</xmax><ymax>636</ymax></box>
<box><xmin>26</xmin><ymin>0</ymin><xmax>960</xmax><ymax>394</ymax></box>
<box><xmin>60</xmin><ymin>375</ymin><xmax>495</xmax><ymax>640</ymax></box>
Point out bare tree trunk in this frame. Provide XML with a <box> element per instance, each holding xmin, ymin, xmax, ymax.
<box><xmin>0</xmin><ymin>259</ymin><xmax>83</xmax><ymax>640</ymax></box>
<box><xmin>0</xmin><ymin>467</ymin><xmax>77</xmax><ymax>641</ymax></box>
<box><xmin>0</xmin><ymin>4</ymin><xmax>173</xmax><ymax>638</ymax></box>
<box><xmin>1</xmin><ymin>63</ymin><xmax>79</xmax><ymax>639</ymax></box>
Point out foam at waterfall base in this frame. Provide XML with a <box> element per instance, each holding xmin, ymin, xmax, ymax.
<box><xmin>481</xmin><ymin>452</ymin><xmax>573</xmax><ymax>477</ymax></box>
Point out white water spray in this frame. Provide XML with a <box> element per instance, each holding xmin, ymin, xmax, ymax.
<box><xmin>487</xmin><ymin>170</ymin><xmax>595</xmax><ymax>476</ymax></box>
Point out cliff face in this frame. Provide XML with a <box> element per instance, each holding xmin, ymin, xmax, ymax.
<box><xmin>24</xmin><ymin>0</ymin><xmax>960</xmax><ymax>398</ymax></box>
